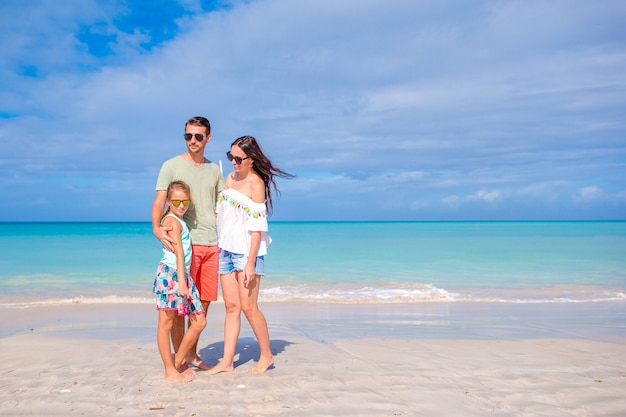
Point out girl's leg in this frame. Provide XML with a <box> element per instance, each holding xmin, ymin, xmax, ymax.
<box><xmin>157</xmin><ymin>310</ymin><xmax>191</xmax><ymax>382</ymax></box>
<box><xmin>240</xmin><ymin>274</ymin><xmax>274</xmax><ymax>373</ymax></box>
<box><xmin>208</xmin><ymin>272</ymin><xmax>242</xmax><ymax>374</ymax></box>
<box><xmin>175</xmin><ymin>312</ymin><xmax>207</xmax><ymax>370</ymax></box>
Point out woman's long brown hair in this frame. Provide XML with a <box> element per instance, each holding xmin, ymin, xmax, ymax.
<box><xmin>232</xmin><ymin>136</ymin><xmax>294</xmax><ymax>215</ymax></box>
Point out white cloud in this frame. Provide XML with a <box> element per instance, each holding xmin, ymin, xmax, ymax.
<box><xmin>575</xmin><ymin>185</ymin><xmax>604</xmax><ymax>202</ymax></box>
<box><xmin>0</xmin><ymin>0</ymin><xmax>625</xmax><ymax>221</ymax></box>
<box><xmin>441</xmin><ymin>195</ymin><xmax>461</xmax><ymax>208</ymax></box>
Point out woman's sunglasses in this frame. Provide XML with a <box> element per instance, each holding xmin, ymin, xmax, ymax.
<box><xmin>226</xmin><ymin>151</ymin><xmax>250</xmax><ymax>164</ymax></box>
<box><xmin>171</xmin><ymin>199</ymin><xmax>190</xmax><ymax>207</ymax></box>
<box><xmin>184</xmin><ymin>133</ymin><xmax>205</xmax><ymax>142</ymax></box>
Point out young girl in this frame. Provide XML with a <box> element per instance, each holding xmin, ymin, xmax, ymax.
<box><xmin>152</xmin><ymin>180</ymin><xmax>206</xmax><ymax>382</ymax></box>
<box><xmin>210</xmin><ymin>135</ymin><xmax>293</xmax><ymax>374</ymax></box>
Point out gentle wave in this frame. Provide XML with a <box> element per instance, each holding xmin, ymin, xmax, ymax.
<box><xmin>260</xmin><ymin>284</ymin><xmax>457</xmax><ymax>303</ymax></box>
<box><xmin>1</xmin><ymin>284</ymin><xmax>624</xmax><ymax>307</ymax></box>
<box><xmin>259</xmin><ymin>285</ymin><xmax>626</xmax><ymax>304</ymax></box>
<box><xmin>0</xmin><ymin>296</ymin><xmax>155</xmax><ymax>308</ymax></box>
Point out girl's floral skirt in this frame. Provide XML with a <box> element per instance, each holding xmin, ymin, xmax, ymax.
<box><xmin>152</xmin><ymin>262</ymin><xmax>204</xmax><ymax>316</ymax></box>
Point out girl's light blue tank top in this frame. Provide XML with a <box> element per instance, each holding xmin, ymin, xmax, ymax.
<box><xmin>160</xmin><ymin>214</ymin><xmax>192</xmax><ymax>273</ymax></box>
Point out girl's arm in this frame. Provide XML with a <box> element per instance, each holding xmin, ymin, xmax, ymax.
<box><xmin>164</xmin><ymin>217</ymin><xmax>189</xmax><ymax>297</ymax></box>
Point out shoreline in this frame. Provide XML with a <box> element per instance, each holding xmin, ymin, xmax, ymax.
<box><xmin>1</xmin><ymin>302</ymin><xmax>625</xmax><ymax>416</ymax></box>
<box><xmin>1</xmin><ymin>281</ymin><xmax>625</xmax><ymax>310</ymax></box>
<box><xmin>2</xmin><ymin>300</ymin><xmax>624</xmax><ymax>342</ymax></box>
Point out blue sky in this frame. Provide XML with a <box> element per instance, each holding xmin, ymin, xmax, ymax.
<box><xmin>1</xmin><ymin>0</ymin><xmax>625</xmax><ymax>222</ymax></box>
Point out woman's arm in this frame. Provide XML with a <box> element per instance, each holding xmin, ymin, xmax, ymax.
<box><xmin>244</xmin><ymin>231</ymin><xmax>262</xmax><ymax>286</ymax></box>
<box><xmin>244</xmin><ymin>178</ymin><xmax>267</xmax><ymax>285</ymax></box>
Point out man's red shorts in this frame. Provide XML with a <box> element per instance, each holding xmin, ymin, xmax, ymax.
<box><xmin>190</xmin><ymin>245</ymin><xmax>219</xmax><ymax>302</ymax></box>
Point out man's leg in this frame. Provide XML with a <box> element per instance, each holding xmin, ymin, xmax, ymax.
<box><xmin>187</xmin><ymin>245</ymin><xmax>220</xmax><ymax>369</ymax></box>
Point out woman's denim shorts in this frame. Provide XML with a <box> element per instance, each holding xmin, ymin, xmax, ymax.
<box><xmin>218</xmin><ymin>249</ymin><xmax>265</xmax><ymax>276</ymax></box>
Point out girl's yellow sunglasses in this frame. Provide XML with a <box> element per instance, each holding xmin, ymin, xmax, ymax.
<box><xmin>171</xmin><ymin>199</ymin><xmax>190</xmax><ymax>207</ymax></box>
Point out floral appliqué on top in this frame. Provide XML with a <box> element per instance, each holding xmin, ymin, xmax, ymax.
<box><xmin>217</xmin><ymin>193</ymin><xmax>268</xmax><ymax>219</ymax></box>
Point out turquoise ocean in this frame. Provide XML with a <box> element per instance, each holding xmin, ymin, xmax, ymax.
<box><xmin>1</xmin><ymin>221</ymin><xmax>625</xmax><ymax>307</ymax></box>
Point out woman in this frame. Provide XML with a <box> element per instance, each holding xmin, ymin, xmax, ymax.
<box><xmin>210</xmin><ymin>135</ymin><xmax>293</xmax><ymax>374</ymax></box>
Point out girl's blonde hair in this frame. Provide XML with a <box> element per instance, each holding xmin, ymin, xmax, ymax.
<box><xmin>160</xmin><ymin>180</ymin><xmax>191</xmax><ymax>223</ymax></box>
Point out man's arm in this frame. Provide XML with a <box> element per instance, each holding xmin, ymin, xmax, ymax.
<box><xmin>151</xmin><ymin>190</ymin><xmax>175</xmax><ymax>252</ymax></box>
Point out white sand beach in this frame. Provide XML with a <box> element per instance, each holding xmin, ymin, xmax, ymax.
<box><xmin>1</xmin><ymin>302</ymin><xmax>624</xmax><ymax>416</ymax></box>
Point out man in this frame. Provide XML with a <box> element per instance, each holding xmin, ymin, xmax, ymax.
<box><xmin>152</xmin><ymin>116</ymin><xmax>224</xmax><ymax>370</ymax></box>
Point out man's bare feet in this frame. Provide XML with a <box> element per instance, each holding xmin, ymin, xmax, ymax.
<box><xmin>187</xmin><ymin>356</ymin><xmax>212</xmax><ymax>371</ymax></box>
<box><xmin>181</xmin><ymin>366</ymin><xmax>197</xmax><ymax>377</ymax></box>
<box><xmin>164</xmin><ymin>370</ymin><xmax>192</xmax><ymax>383</ymax></box>
<box><xmin>207</xmin><ymin>360</ymin><xmax>234</xmax><ymax>375</ymax></box>
<box><xmin>174</xmin><ymin>356</ymin><xmax>197</xmax><ymax>376</ymax></box>
<box><xmin>248</xmin><ymin>356</ymin><xmax>274</xmax><ymax>374</ymax></box>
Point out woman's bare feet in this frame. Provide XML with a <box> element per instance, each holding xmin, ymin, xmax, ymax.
<box><xmin>207</xmin><ymin>360</ymin><xmax>234</xmax><ymax>375</ymax></box>
<box><xmin>248</xmin><ymin>356</ymin><xmax>274</xmax><ymax>374</ymax></box>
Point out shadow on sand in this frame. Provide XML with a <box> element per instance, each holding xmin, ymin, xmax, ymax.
<box><xmin>198</xmin><ymin>337</ymin><xmax>293</xmax><ymax>370</ymax></box>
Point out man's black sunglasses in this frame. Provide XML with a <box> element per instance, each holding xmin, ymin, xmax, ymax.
<box><xmin>184</xmin><ymin>133</ymin><xmax>205</xmax><ymax>142</ymax></box>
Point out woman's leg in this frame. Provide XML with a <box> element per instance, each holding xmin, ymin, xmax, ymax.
<box><xmin>157</xmin><ymin>310</ymin><xmax>190</xmax><ymax>382</ymax></box>
<box><xmin>208</xmin><ymin>272</ymin><xmax>242</xmax><ymax>374</ymax></box>
<box><xmin>240</xmin><ymin>274</ymin><xmax>274</xmax><ymax>373</ymax></box>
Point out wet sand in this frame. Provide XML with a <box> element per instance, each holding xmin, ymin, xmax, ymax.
<box><xmin>0</xmin><ymin>301</ymin><xmax>624</xmax><ymax>416</ymax></box>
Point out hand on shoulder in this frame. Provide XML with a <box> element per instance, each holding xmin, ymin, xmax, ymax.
<box><xmin>162</xmin><ymin>215</ymin><xmax>183</xmax><ymax>234</ymax></box>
